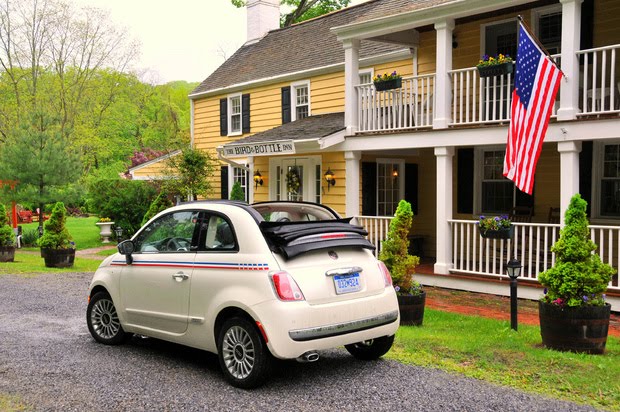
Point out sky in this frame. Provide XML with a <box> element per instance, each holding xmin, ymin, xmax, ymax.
<box><xmin>72</xmin><ymin>0</ymin><xmax>369</xmax><ymax>85</ymax></box>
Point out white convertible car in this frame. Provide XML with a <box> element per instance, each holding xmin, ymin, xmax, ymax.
<box><xmin>87</xmin><ymin>201</ymin><xmax>399</xmax><ymax>388</ymax></box>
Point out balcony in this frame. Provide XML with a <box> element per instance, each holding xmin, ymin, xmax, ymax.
<box><xmin>354</xmin><ymin>45</ymin><xmax>620</xmax><ymax>134</ymax></box>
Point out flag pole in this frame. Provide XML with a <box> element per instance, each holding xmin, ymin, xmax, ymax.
<box><xmin>516</xmin><ymin>15</ymin><xmax>565</xmax><ymax>77</ymax></box>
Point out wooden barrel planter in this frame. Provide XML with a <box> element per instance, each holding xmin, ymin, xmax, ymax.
<box><xmin>0</xmin><ymin>246</ymin><xmax>15</xmax><ymax>262</ymax></box>
<box><xmin>539</xmin><ymin>301</ymin><xmax>611</xmax><ymax>354</ymax></box>
<box><xmin>398</xmin><ymin>291</ymin><xmax>426</xmax><ymax>326</ymax></box>
<box><xmin>41</xmin><ymin>248</ymin><xmax>75</xmax><ymax>268</ymax></box>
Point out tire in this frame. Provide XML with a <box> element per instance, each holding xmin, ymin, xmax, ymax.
<box><xmin>86</xmin><ymin>292</ymin><xmax>131</xmax><ymax>345</ymax></box>
<box><xmin>345</xmin><ymin>335</ymin><xmax>395</xmax><ymax>360</ymax></box>
<box><xmin>217</xmin><ymin>317</ymin><xmax>272</xmax><ymax>389</ymax></box>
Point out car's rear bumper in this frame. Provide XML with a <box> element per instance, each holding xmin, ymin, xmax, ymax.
<box><xmin>251</xmin><ymin>288</ymin><xmax>399</xmax><ymax>359</ymax></box>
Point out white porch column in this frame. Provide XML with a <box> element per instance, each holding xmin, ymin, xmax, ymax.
<box><xmin>557</xmin><ymin>0</ymin><xmax>583</xmax><ymax>120</ymax></box>
<box><xmin>344</xmin><ymin>39</ymin><xmax>360</xmax><ymax>135</ymax></box>
<box><xmin>434</xmin><ymin>146</ymin><xmax>454</xmax><ymax>274</ymax></box>
<box><xmin>558</xmin><ymin>140</ymin><xmax>581</xmax><ymax>223</ymax></box>
<box><xmin>433</xmin><ymin>19</ymin><xmax>454</xmax><ymax>129</ymax></box>
<box><xmin>345</xmin><ymin>150</ymin><xmax>361</xmax><ymax>218</ymax></box>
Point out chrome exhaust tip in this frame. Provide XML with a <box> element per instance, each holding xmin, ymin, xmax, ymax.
<box><xmin>296</xmin><ymin>351</ymin><xmax>320</xmax><ymax>363</ymax></box>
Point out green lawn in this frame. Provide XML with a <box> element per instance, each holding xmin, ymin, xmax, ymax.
<box><xmin>0</xmin><ymin>250</ymin><xmax>102</xmax><ymax>274</ymax></box>
<box><xmin>388</xmin><ymin>309</ymin><xmax>620</xmax><ymax>411</ymax></box>
<box><xmin>19</xmin><ymin>216</ymin><xmax>107</xmax><ymax>250</ymax></box>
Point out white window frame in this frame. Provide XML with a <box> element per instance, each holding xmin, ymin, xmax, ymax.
<box><xmin>474</xmin><ymin>146</ymin><xmax>519</xmax><ymax>215</ymax></box>
<box><xmin>480</xmin><ymin>18</ymin><xmax>519</xmax><ymax>58</ymax></box>
<box><xmin>376</xmin><ymin>158</ymin><xmax>405</xmax><ymax>217</ymax></box>
<box><xmin>592</xmin><ymin>140</ymin><xmax>620</xmax><ymax>221</ymax></box>
<box><xmin>227</xmin><ymin>93</ymin><xmax>242</xmax><ymax>137</ymax></box>
<box><xmin>531</xmin><ymin>4</ymin><xmax>562</xmax><ymax>55</ymax></box>
<box><xmin>228</xmin><ymin>163</ymin><xmax>249</xmax><ymax>202</ymax></box>
<box><xmin>291</xmin><ymin>80</ymin><xmax>310</xmax><ymax>122</ymax></box>
<box><xmin>359</xmin><ymin>68</ymin><xmax>374</xmax><ymax>85</ymax></box>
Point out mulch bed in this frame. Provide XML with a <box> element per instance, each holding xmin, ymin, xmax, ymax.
<box><xmin>425</xmin><ymin>287</ymin><xmax>620</xmax><ymax>338</ymax></box>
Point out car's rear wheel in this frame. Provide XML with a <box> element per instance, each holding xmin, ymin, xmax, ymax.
<box><xmin>345</xmin><ymin>335</ymin><xmax>395</xmax><ymax>360</ymax></box>
<box><xmin>217</xmin><ymin>317</ymin><xmax>272</xmax><ymax>389</ymax></box>
<box><xmin>87</xmin><ymin>292</ymin><xmax>131</xmax><ymax>345</ymax></box>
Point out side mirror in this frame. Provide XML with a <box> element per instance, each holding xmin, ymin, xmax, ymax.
<box><xmin>117</xmin><ymin>240</ymin><xmax>135</xmax><ymax>265</ymax></box>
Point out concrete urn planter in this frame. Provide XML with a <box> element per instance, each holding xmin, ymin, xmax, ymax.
<box><xmin>96</xmin><ymin>222</ymin><xmax>115</xmax><ymax>243</ymax></box>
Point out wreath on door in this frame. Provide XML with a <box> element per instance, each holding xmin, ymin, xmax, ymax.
<box><xmin>286</xmin><ymin>168</ymin><xmax>300</xmax><ymax>194</ymax></box>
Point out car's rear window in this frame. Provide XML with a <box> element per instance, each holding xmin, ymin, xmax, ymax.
<box><xmin>252</xmin><ymin>203</ymin><xmax>337</xmax><ymax>222</ymax></box>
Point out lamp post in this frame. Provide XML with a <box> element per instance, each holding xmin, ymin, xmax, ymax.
<box><xmin>114</xmin><ymin>226</ymin><xmax>124</xmax><ymax>243</ymax></box>
<box><xmin>506</xmin><ymin>259</ymin><xmax>522</xmax><ymax>331</ymax></box>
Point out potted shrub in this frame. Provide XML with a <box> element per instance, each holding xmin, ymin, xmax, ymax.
<box><xmin>373</xmin><ymin>70</ymin><xmax>403</xmax><ymax>91</ymax></box>
<box><xmin>476</xmin><ymin>53</ymin><xmax>514</xmax><ymax>78</ymax></box>
<box><xmin>0</xmin><ymin>204</ymin><xmax>16</xmax><ymax>262</ymax></box>
<box><xmin>477</xmin><ymin>215</ymin><xmax>513</xmax><ymax>239</ymax></box>
<box><xmin>96</xmin><ymin>217</ymin><xmax>115</xmax><ymax>243</ymax></box>
<box><xmin>38</xmin><ymin>202</ymin><xmax>75</xmax><ymax>268</ymax></box>
<box><xmin>379</xmin><ymin>199</ymin><xmax>424</xmax><ymax>326</ymax></box>
<box><xmin>538</xmin><ymin>194</ymin><xmax>615</xmax><ymax>354</ymax></box>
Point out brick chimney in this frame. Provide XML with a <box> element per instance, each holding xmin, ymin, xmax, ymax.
<box><xmin>247</xmin><ymin>0</ymin><xmax>280</xmax><ymax>43</ymax></box>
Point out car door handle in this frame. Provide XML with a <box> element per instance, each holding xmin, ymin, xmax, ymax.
<box><xmin>172</xmin><ymin>272</ymin><xmax>189</xmax><ymax>281</ymax></box>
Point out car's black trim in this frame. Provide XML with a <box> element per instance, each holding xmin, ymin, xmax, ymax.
<box><xmin>288</xmin><ymin>310</ymin><xmax>399</xmax><ymax>342</ymax></box>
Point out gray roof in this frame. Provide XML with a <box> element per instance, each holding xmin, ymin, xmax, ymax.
<box><xmin>224</xmin><ymin>113</ymin><xmax>345</xmax><ymax>146</ymax></box>
<box><xmin>350</xmin><ymin>0</ymin><xmax>455</xmax><ymax>24</ymax></box>
<box><xmin>192</xmin><ymin>0</ymin><xmax>411</xmax><ymax>95</ymax></box>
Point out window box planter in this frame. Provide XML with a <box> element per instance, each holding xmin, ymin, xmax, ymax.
<box><xmin>478</xmin><ymin>225</ymin><xmax>514</xmax><ymax>239</ymax></box>
<box><xmin>477</xmin><ymin>62</ymin><xmax>514</xmax><ymax>78</ymax></box>
<box><xmin>374</xmin><ymin>77</ymin><xmax>402</xmax><ymax>91</ymax></box>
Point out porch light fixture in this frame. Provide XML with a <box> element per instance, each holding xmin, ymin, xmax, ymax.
<box><xmin>392</xmin><ymin>168</ymin><xmax>399</xmax><ymax>178</ymax></box>
<box><xmin>114</xmin><ymin>226</ymin><xmax>124</xmax><ymax>243</ymax></box>
<box><xmin>253</xmin><ymin>170</ymin><xmax>263</xmax><ymax>189</ymax></box>
<box><xmin>324</xmin><ymin>167</ymin><xmax>336</xmax><ymax>191</ymax></box>
<box><xmin>506</xmin><ymin>259</ymin><xmax>522</xmax><ymax>331</ymax></box>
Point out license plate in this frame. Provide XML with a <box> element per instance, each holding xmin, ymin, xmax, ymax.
<box><xmin>333</xmin><ymin>273</ymin><xmax>361</xmax><ymax>294</ymax></box>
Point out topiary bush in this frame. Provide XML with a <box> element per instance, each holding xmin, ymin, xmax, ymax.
<box><xmin>229</xmin><ymin>181</ymin><xmax>246</xmax><ymax>202</ymax></box>
<box><xmin>38</xmin><ymin>202</ymin><xmax>73</xmax><ymax>249</ymax></box>
<box><xmin>538</xmin><ymin>194</ymin><xmax>615</xmax><ymax>307</ymax></box>
<box><xmin>379</xmin><ymin>199</ymin><xmax>421</xmax><ymax>295</ymax></box>
<box><xmin>0</xmin><ymin>204</ymin><xmax>15</xmax><ymax>246</ymax></box>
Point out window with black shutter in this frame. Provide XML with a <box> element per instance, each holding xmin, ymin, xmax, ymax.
<box><xmin>219</xmin><ymin>98</ymin><xmax>227</xmax><ymax>136</ymax></box>
<box><xmin>281</xmin><ymin>86</ymin><xmax>291</xmax><ymax>124</ymax></box>
<box><xmin>242</xmin><ymin>94</ymin><xmax>250</xmax><ymax>134</ymax></box>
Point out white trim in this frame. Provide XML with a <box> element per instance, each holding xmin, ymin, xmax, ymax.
<box><xmin>188</xmin><ymin>49</ymin><xmax>412</xmax><ymax>99</ymax></box>
<box><xmin>479</xmin><ymin>17</ymin><xmax>519</xmax><ymax>57</ymax></box>
<box><xmin>190</xmin><ymin>99</ymin><xmax>194</xmax><ymax>147</ymax></box>
<box><xmin>375</xmin><ymin>158</ymin><xmax>405</xmax><ymax>216</ymax></box>
<box><xmin>531</xmin><ymin>3</ymin><xmax>562</xmax><ymax>53</ymax></box>
<box><xmin>358</xmin><ymin>68</ymin><xmax>374</xmax><ymax>85</ymax></box>
<box><xmin>291</xmin><ymin>80</ymin><xmax>311</xmax><ymax>122</ymax></box>
<box><xmin>592</xmin><ymin>140</ymin><xmax>620</xmax><ymax>221</ymax></box>
<box><xmin>473</xmin><ymin>145</ymin><xmax>510</xmax><ymax>215</ymax></box>
<box><xmin>227</xmin><ymin>93</ymin><xmax>242</xmax><ymax>137</ymax></box>
<box><xmin>128</xmin><ymin>150</ymin><xmax>182</xmax><ymax>178</ymax></box>
<box><xmin>268</xmin><ymin>155</ymin><xmax>321</xmax><ymax>202</ymax></box>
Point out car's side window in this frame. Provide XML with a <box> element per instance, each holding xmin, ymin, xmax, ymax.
<box><xmin>134</xmin><ymin>211</ymin><xmax>200</xmax><ymax>253</ymax></box>
<box><xmin>203</xmin><ymin>215</ymin><xmax>237</xmax><ymax>251</ymax></box>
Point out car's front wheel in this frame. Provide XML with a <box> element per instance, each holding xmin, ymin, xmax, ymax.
<box><xmin>86</xmin><ymin>291</ymin><xmax>131</xmax><ymax>345</ymax></box>
<box><xmin>217</xmin><ymin>317</ymin><xmax>272</xmax><ymax>389</ymax></box>
<box><xmin>345</xmin><ymin>335</ymin><xmax>395</xmax><ymax>360</ymax></box>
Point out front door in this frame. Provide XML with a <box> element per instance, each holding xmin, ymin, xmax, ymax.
<box><xmin>277</xmin><ymin>158</ymin><xmax>319</xmax><ymax>202</ymax></box>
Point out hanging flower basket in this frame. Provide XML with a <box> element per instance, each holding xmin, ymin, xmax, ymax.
<box><xmin>478</xmin><ymin>225</ymin><xmax>514</xmax><ymax>239</ymax></box>
<box><xmin>374</xmin><ymin>77</ymin><xmax>402</xmax><ymax>91</ymax></box>
<box><xmin>477</xmin><ymin>62</ymin><xmax>514</xmax><ymax>78</ymax></box>
<box><xmin>478</xmin><ymin>215</ymin><xmax>513</xmax><ymax>239</ymax></box>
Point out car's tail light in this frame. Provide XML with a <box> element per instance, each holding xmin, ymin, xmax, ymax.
<box><xmin>269</xmin><ymin>271</ymin><xmax>305</xmax><ymax>301</ymax></box>
<box><xmin>378</xmin><ymin>261</ymin><xmax>393</xmax><ymax>287</ymax></box>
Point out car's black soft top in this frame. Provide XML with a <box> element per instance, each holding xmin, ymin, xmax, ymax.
<box><xmin>259</xmin><ymin>218</ymin><xmax>375</xmax><ymax>259</ymax></box>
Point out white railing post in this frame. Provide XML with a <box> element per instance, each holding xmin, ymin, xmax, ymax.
<box><xmin>344</xmin><ymin>39</ymin><xmax>360</xmax><ymax>135</ymax></box>
<box><xmin>434</xmin><ymin>19</ymin><xmax>454</xmax><ymax>129</ymax></box>
<box><xmin>435</xmin><ymin>147</ymin><xmax>454</xmax><ymax>274</ymax></box>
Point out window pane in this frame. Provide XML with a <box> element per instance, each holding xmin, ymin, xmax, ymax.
<box><xmin>601</xmin><ymin>180</ymin><xmax>620</xmax><ymax>216</ymax></box>
<box><xmin>296</xmin><ymin>105</ymin><xmax>308</xmax><ymax>120</ymax></box>
<box><xmin>231</xmin><ymin>115</ymin><xmax>241</xmax><ymax>132</ymax></box>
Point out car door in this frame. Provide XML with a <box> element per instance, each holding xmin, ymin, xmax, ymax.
<box><xmin>119</xmin><ymin>210</ymin><xmax>201</xmax><ymax>334</ymax></box>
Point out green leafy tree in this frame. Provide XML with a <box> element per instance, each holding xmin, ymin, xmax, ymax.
<box><xmin>0</xmin><ymin>204</ymin><xmax>15</xmax><ymax>246</ymax></box>
<box><xmin>539</xmin><ymin>194</ymin><xmax>615</xmax><ymax>307</ymax></box>
<box><xmin>38</xmin><ymin>202</ymin><xmax>73</xmax><ymax>250</ymax></box>
<box><xmin>163</xmin><ymin>148</ymin><xmax>215</xmax><ymax>201</ymax></box>
<box><xmin>229</xmin><ymin>181</ymin><xmax>246</xmax><ymax>201</ymax></box>
<box><xmin>230</xmin><ymin>0</ymin><xmax>351</xmax><ymax>27</ymax></box>
<box><xmin>141</xmin><ymin>190</ymin><xmax>174</xmax><ymax>226</ymax></box>
<box><xmin>0</xmin><ymin>111</ymin><xmax>81</xmax><ymax>226</ymax></box>
<box><xmin>379</xmin><ymin>200</ymin><xmax>421</xmax><ymax>295</ymax></box>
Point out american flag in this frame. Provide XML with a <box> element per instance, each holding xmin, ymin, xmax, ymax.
<box><xmin>503</xmin><ymin>22</ymin><xmax>563</xmax><ymax>195</ymax></box>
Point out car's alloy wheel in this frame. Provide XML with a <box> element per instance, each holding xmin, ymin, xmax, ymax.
<box><xmin>218</xmin><ymin>317</ymin><xmax>272</xmax><ymax>389</ymax></box>
<box><xmin>86</xmin><ymin>292</ymin><xmax>130</xmax><ymax>345</ymax></box>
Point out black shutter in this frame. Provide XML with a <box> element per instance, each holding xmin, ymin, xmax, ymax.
<box><xmin>361</xmin><ymin>162</ymin><xmax>377</xmax><ymax>216</ymax></box>
<box><xmin>220</xmin><ymin>166</ymin><xmax>229</xmax><ymax>200</ymax></box>
<box><xmin>281</xmin><ymin>86</ymin><xmax>291</xmax><ymax>124</ymax></box>
<box><xmin>219</xmin><ymin>98</ymin><xmax>228</xmax><ymax>136</ymax></box>
<box><xmin>242</xmin><ymin>94</ymin><xmax>250</xmax><ymax>134</ymax></box>
<box><xmin>457</xmin><ymin>149</ymin><xmax>474</xmax><ymax>214</ymax></box>
<box><xmin>580</xmin><ymin>141</ymin><xmax>593</xmax><ymax>217</ymax></box>
<box><xmin>404</xmin><ymin>163</ymin><xmax>418</xmax><ymax>215</ymax></box>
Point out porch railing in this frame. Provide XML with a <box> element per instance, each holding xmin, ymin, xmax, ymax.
<box><xmin>450</xmin><ymin>219</ymin><xmax>620</xmax><ymax>291</ymax></box>
<box><xmin>577</xmin><ymin>44</ymin><xmax>620</xmax><ymax>116</ymax></box>
<box><xmin>356</xmin><ymin>215</ymin><xmax>392</xmax><ymax>255</ymax></box>
<box><xmin>356</xmin><ymin>74</ymin><xmax>435</xmax><ymax>133</ymax></box>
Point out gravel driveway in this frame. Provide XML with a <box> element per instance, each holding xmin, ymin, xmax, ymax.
<box><xmin>0</xmin><ymin>273</ymin><xmax>600</xmax><ymax>412</ymax></box>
